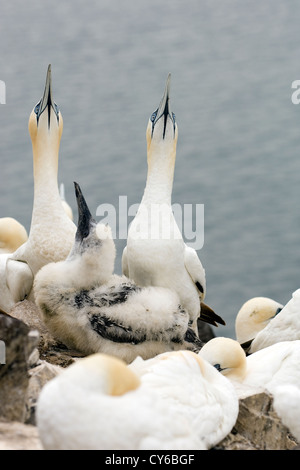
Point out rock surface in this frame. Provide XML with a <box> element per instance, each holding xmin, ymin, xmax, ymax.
<box><xmin>216</xmin><ymin>391</ymin><xmax>298</xmax><ymax>450</ymax></box>
<box><xmin>0</xmin><ymin>420</ymin><xmax>42</xmax><ymax>450</ymax></box>
<box><xmin>0</xmin><ymin>300</ymin><xmax>299</xmax><ymax>450</ymax></box>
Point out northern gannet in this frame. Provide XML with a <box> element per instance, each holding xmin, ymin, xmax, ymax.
<box><xmin>122</xmin><ymin>74</ymin><xmax>225</xmax><ymax>335</ymax></box>
<box><xmin>36</xmin><ymin>353</ymin><xmax>207</xmax><ymax>450</ymax></box>
<box><xmin>199</xmin><ymin>336</ymin><xmax>300</xmax><ymax>440</ymax></box>
<box><xmin>235</xmin><ymin>294</ymin><xmax>300</xmax><ymax>354</ymax></box>
<box><xmin>0</xmin><ymin>65</ymin><xmax>76</xmax><ymax>313</ymax></box>
<box><xmin>59</xmin><ymin>183</ymin><xmax>73</xmax><ymax>221</ymax></box>
<box><xmin>129</xmin><ymin>350</ymin><xmax>239</xmax><ymax>450</ymax></box>
<box><xmin>34</xmin><ymin>183</ymin><xmax>204</xmax><ymax>364</ymax></box>
<box><xmin>0</xmin><ymin>217</ymin><xmax>28</xmax><ymax>254</ymax></box>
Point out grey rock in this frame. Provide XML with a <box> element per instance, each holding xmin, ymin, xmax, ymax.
<box><xmin>216</xmin><ymin>391</ymin><xmax>299</xmax><ymax>450</ymax></box>
<box><xmin>0</xmin><ymin>313</ymin><xmax>33</xmax><ymax>422</ymax></box>
<box><xmin>0</xmin><ymin>420</ymin><xmax>42</xmax><ymax>450</ymax></box>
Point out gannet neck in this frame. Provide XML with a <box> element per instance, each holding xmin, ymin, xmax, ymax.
<box><xmin>142</xmin><ymin>148</ymin><xmax>176</xmax><ymax>205</ymax></box>
<box><xmin>28</xmin><ymin>65</ymin><xmax>65</xmax><ymax>226</ymax></box>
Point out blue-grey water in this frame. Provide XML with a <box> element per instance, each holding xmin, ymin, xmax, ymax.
<box><xmin>1</xmin><ymin>0</ymin><xmax>300</xmax><ymax>339</ymax></box>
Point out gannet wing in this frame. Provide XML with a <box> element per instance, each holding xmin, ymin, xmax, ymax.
<box><xmin>184</xmin><ymin>245</ymin><xmax>225</xmax><ymax>327</ymax></box>
<box><xmin>184</xmin><ymin>245</ymin><xmax>206</xmax><ymax>296</ymax></box>
<box><xmin>5</xmin><ymin>258</ymin><xmax>34</xmax><ymax>303</ymax></box>
<box><xmin>88</xmin><ymin>313</ymin><xmax>148</xmax><ymax>345</ymax></box>
<box><xmin>122</xmin><ymin>246</ymin><xmax>129</xmax><ymax>277</ymax></box>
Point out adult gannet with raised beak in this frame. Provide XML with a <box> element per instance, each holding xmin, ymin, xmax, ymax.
<box><xmin>122</xmin><ymin>74</ymin><xmax>225</xmax><ymax>335</ymax></box>
<box><xmin>36</xmin><ymin>352</ymin><xmax>208</xmax><ymax>450</ymax></box>
<box><xmin>0</xmin><ymin>65</ymin><xmax>76</xmax><ymax>313</ymax></box>
<box><xmin>34</xmin><ymin>183</ymin><xmax>204</xmax><ymax>363</ymax></box>
<box><xmin>0</xmin><ymin>217</ymin><xmax>28</xmax><ymax>254</ymax></box>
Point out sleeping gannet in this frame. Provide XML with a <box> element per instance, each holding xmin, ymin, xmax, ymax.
<box><xmin>0</xmin><ymin>217</ymin><xmax>28</xmax><ymax>254</ymax></box>
<box><xmin>59</xmin><ymin>183</ymin><xmax>73</xmax><ymax>220</ymax></box>
<box><xmin>36</xmin><ymin>353</ymin><xmax>207</xmax><ymax>450</ymax></box>
<box><xmin>129</xmin><ymin>350</ymin><xmax>239</xmax><ymax>450</ymax></box>
<box><xmin>34</xmin><ymin>183</ymin><xmax>204</xmax><ymax>364</ymax></box>
<box><xmin>0</xmin><ymin>65</ymin><xmax>76</xmax><ymax>313</ymax></box>
<box><xmin>122</xmin><ymin>74</ymin><xmax>225</xmax><ymax>335</ymax></box>
<box><xmin>235</xmin><ymin>294</ymin><xmax>300</xmax><ymax>354</ymax></box>
<box><xmin>199</xmin><ymin>336</ymin><xmax>300</xmax><ymax>440</ymax></box>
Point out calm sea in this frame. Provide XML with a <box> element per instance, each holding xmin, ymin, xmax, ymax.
<box><xmin>1</xmin><ymin>0</ymin><xmax>300</xmax><ymax>338</ymax></box>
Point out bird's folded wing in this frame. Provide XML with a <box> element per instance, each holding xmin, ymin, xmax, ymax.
<box><xmin>5</xmin><ymin>258</ymin><xmax>34</xmax><ymax>303</ymax></box>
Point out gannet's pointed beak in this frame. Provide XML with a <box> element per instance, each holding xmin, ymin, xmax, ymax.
<box><xmin>34</xmin><ymin>64</ymin><xmax>60</xmax><ymax>127</ymax></box>
<box><xmin>74</xmin><ymin>182</ymin><xmax>96</xmax><ymax>241</ymax></box>
<box><xmin>199</xmin><ymin>302</ymin><xmax>226</xmax><ymax>327</ymax></box>
<box><xmin>151</xmin><ymin>73</ymin><xmax>176</xmax><ymax>139</ymax></box>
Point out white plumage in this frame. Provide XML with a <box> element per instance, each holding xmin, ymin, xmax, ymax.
<box><xmin>199</xmin><ymin>336</ymin><xmax>300</xmax><ymax>442</ymax></box>
<box><xmin>273</xmin><ymin>385</ymin><xmax>300</xmax><ymax>443</ymax></box>
<box><xmin>123</xmin><ymin>74</ymin><xmax>225</xmax><ymax>334</ymax></box>
<box><xmin>129</xmin><ymin>350</ymin><xmax>239</xmax><ymax>450</ymax></box>
<box><xmin>59</xmin><ymin>183</ymin><xmax>73</xmax><ymax>221</ymax></box>
<box><xmin>34</xmin><ymin>183</ymin><xmax>203</xmax><ymax>364</ymax></box>
<box><xmin>0</xmin><ymin>65</ymin><xmax>76</xmax><ymax>313</ymax></box>
<box><xmin>36</xmin><ymin>351</ymin><xmax>238</xmax><ymax>450</ymax></box>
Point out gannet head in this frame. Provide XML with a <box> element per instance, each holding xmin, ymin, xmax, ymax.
<box><xmin>199</xmin><ymin>337</ymin><xmax>247</xmax><ymax>382</ymax></box>
<box><xmin>146</xmin><ymin>74</ymin><xmax>178</xmax><ymax>166</ymax></box>
<box><xmin>66</xmin><ymin>182</ymin><xmax>116</xmax><ymax>285</ymax></box>
<box><xmin>235</xmin><ymin>297</ymin><xmax>283</xmax><ymax>346</ymax></box>
<box><xmin>0</xmin><ymin>217</ymin><xmax>28</xmax><ymax>253</ymax></box>
<box><xmin>61</xmin><ymin>353</ymin><xmax>141</xmax><ymax>396</ymax></box>
<box><xmin>28</xmin><ymin>64</ymin><xmax>63</xmax><ymax>155</ymax></box>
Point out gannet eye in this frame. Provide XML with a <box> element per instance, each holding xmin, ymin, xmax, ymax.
<box><xmin>34</xmin><ymin>101</ymin><xmax>41</xmax><ymax>115</ymax></box>
<box><xmin>150</xmin><ymin>110</ymin><xmax>158</xmax><ymax>122</ymax></box>
<box><xmin>213</xmin><ymin>363</ymin><xmax>223</xmax><ymax>372</ymax></box>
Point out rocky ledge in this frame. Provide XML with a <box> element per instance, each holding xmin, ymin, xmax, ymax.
<box><xmin>0</xmin><ymin>301</ymin><xmax>298</xmax><ymax>451</ymax></box>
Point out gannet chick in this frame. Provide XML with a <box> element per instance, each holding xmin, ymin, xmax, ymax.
<box><xmin>235</xmin><ymin>294</ymin><xmax>300</xmax><ymax>354</ymax></box>
<box><xmin>0</xmin><ymin>217</ymin><xmax>28</xmax><ymax>254</ymax></box>
<box><xmin>122</xmin><ymin>74</ymin><xmax>225</xmax><ymax>335</ymax></box>
<box><xmin>36</xmin><ymin>353</ymin><xmax>206</xmax><ymax>450</ymax></box>
<box><xmin>0</xmin><ymin>65</ymin><xmax>76</xmax><ymax>313</ymax></box>
<box><xmin>129</xmin><ymin>350</ymin><xmax>239</xmax><ymax>449</ymax></box>
<box><xmin>59</xmin><ymin>183</ymin><xmax>73</xmax><ymax>220</ymax></box>
<box><xmin>199</xmin><ymin>336</ymin><xmax>300</xmax><ymax>434</ymax></box>
<box><xmin>34</xmin><ymin>183</ymin><xmax>204</xmax><ymax>364</ymax></box>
